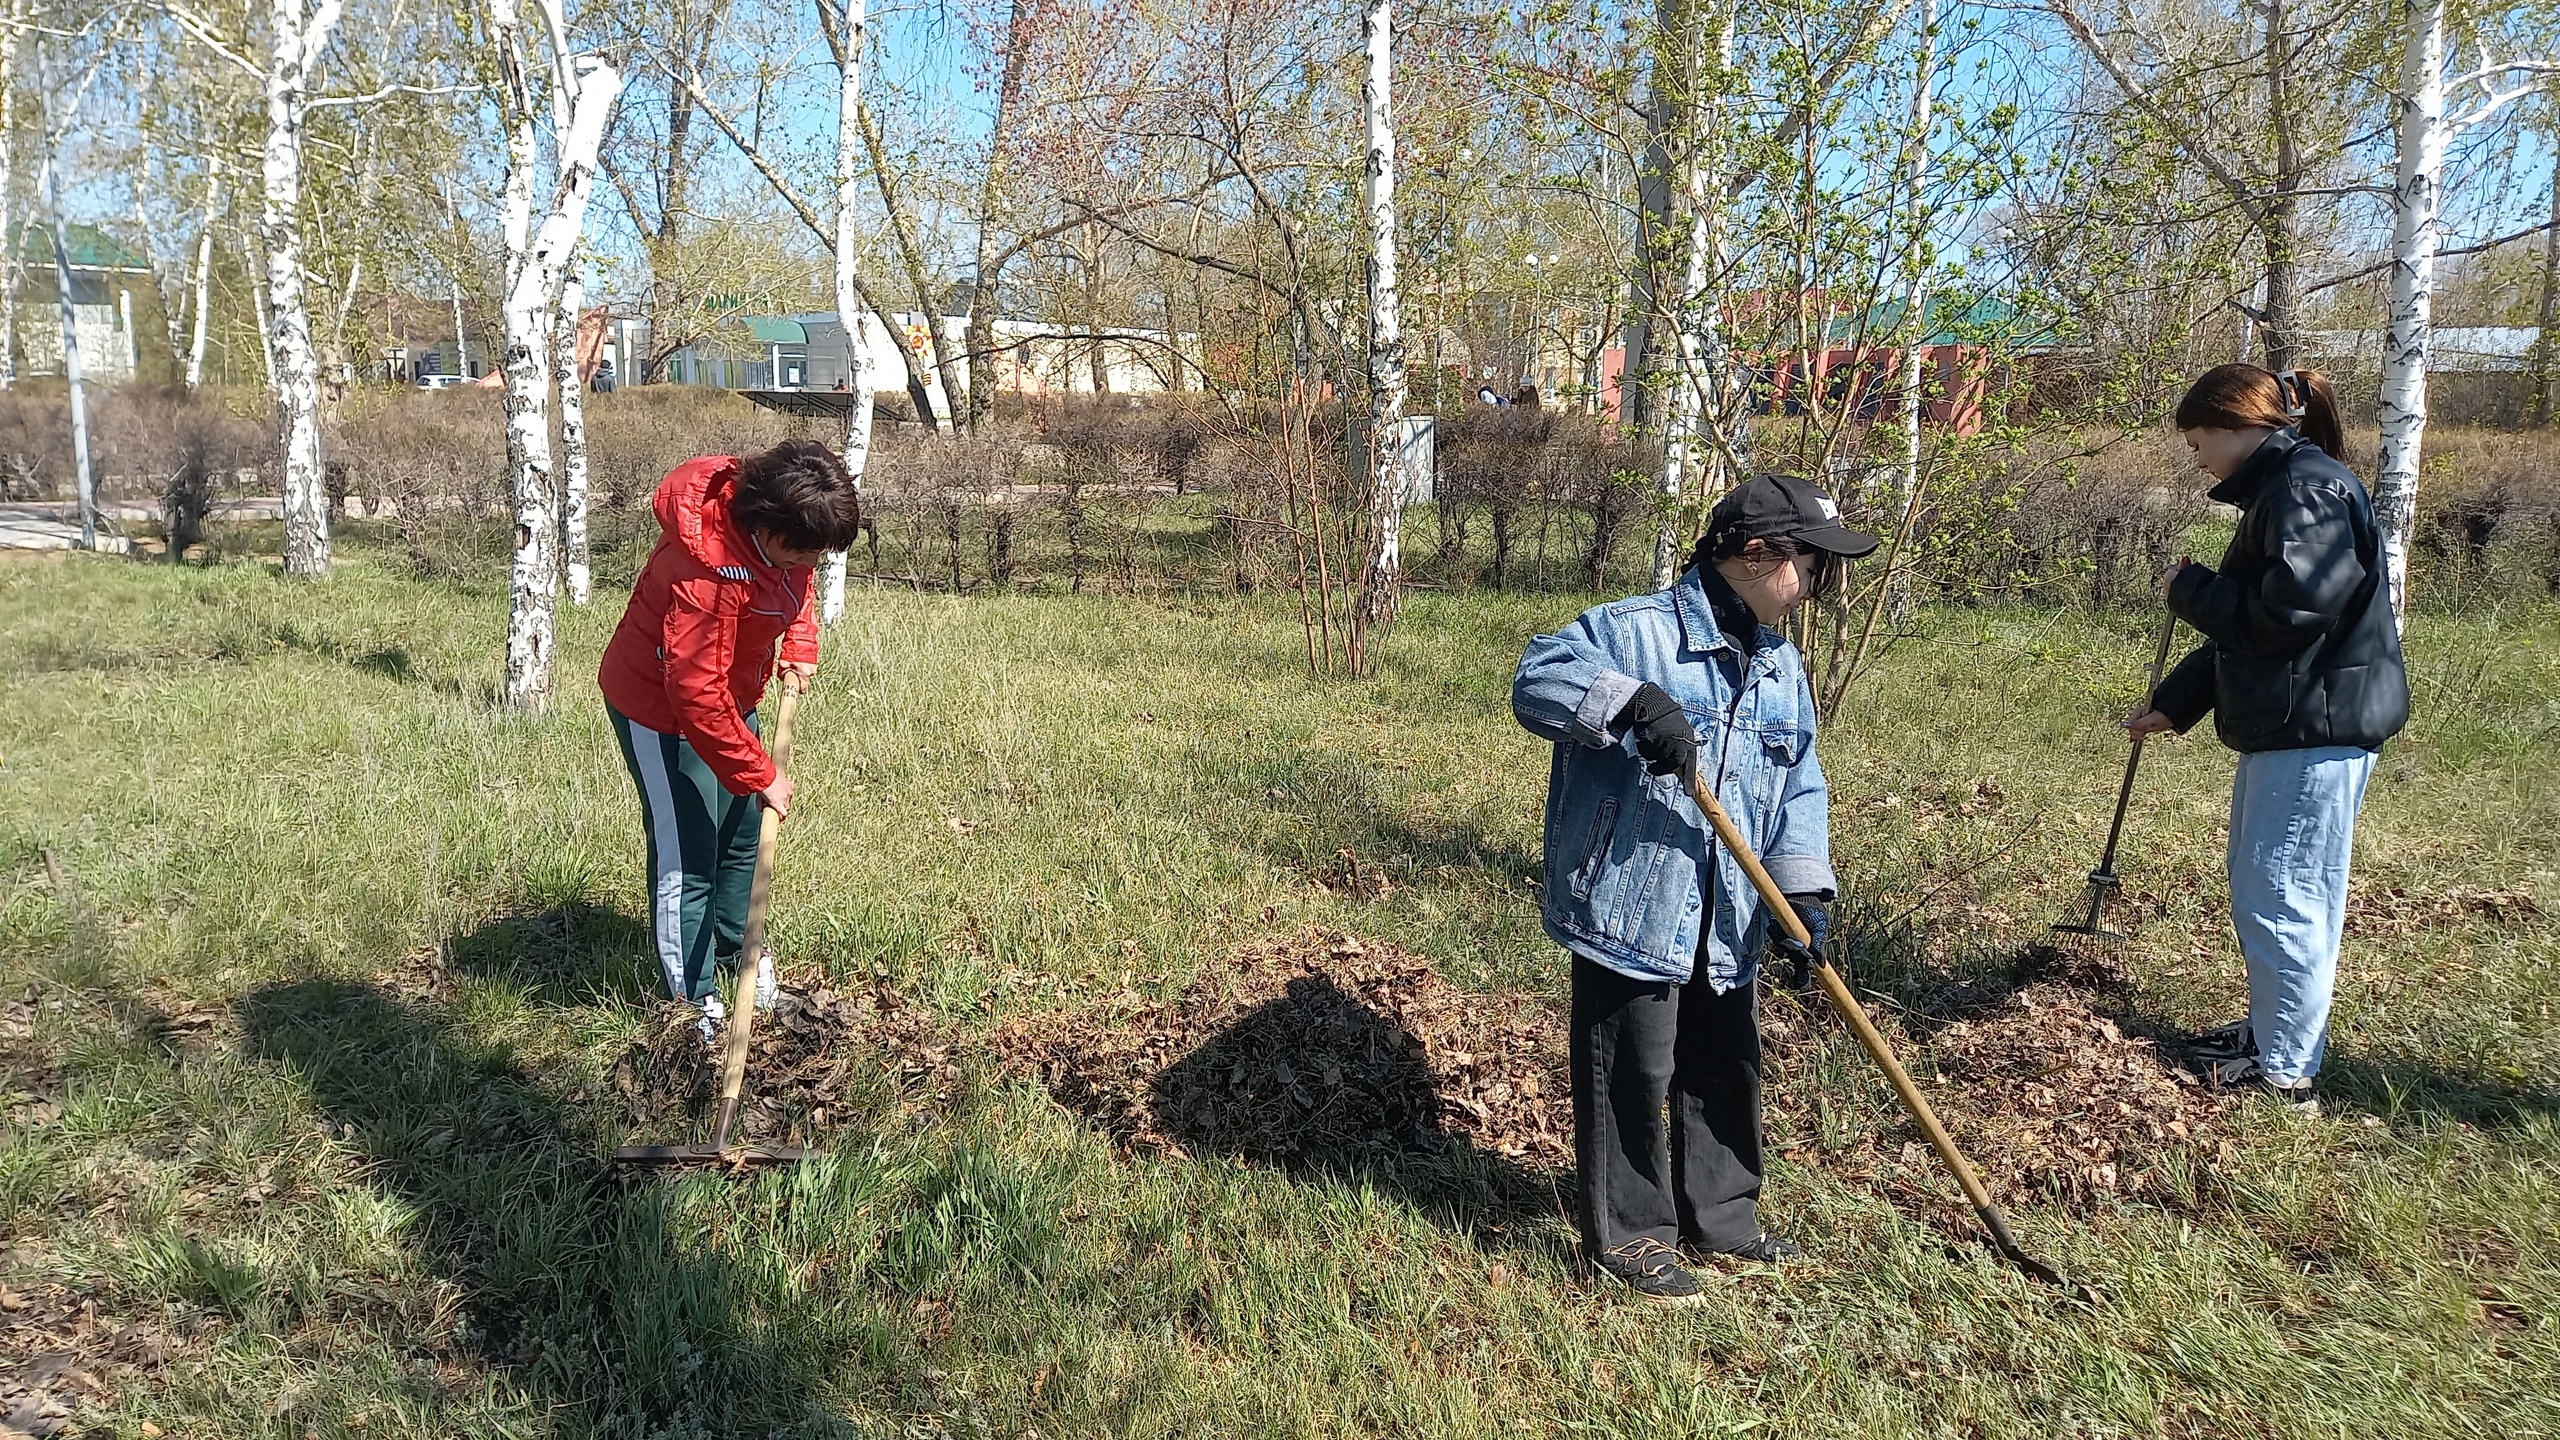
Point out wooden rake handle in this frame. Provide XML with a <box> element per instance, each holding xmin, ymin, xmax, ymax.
<box><xmin>1683</xmin><ymin>766</ymin><xmax>2065</xmax><ymax>1285</ymax></box>
<box><xmin>707</xmin><ymin>676</ymin><xmax>803</xmax><ymax>1153</ymax></box>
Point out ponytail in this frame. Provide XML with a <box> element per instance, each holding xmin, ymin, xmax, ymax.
<box><xmin>2174</xmin><ymin>363</ymin><xmax>2344</xmax><ymax>460</ymax></box>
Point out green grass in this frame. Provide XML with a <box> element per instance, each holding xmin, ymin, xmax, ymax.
<box><xmin>3</xmin><ymin>537</ymin><xmax>2557</xmax><ymax>1438</ymax></box>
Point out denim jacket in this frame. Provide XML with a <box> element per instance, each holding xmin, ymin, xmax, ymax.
<box><xmin>1511</xmin><ymin>567</ymin><xmax>1836</xmax><ymax>991</ymax></box>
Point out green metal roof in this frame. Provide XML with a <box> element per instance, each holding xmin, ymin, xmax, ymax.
<box><xmin>1826</xmin><ymin>294</ymin><xmax>2050</xmax><ymax>348</ymax></box>
<box><xmin>741</xmin><ymin>317</ymin><xmax>807</xmax><ymax>344</ymax></box>
<box><xmin>11</xmin><ymin>222</ymin><xmax>148</xmax><ymax>272</ymax></box>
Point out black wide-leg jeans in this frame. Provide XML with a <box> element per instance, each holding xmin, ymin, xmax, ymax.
<box><xmin>1569</xmin><ymin>953</ymin><xmax>1763</xmax><ymax>1259</ymax></box>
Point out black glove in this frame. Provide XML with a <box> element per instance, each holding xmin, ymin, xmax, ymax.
<box><xmin>1770</xmin><ymin>894</ymin><xmax>1831</xmax><ymax>990</ymax></box>
<box><xmin>1614</xmin><ymin>682</ymin><xmax>1697</xmax><ymax>778</ymax></box>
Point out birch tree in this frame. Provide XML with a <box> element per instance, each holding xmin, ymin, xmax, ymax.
<box><xmin>163</xmin><ymin>0</ymin><xmax>345</xmax><ymax>574</ymax></box>
<box><xmin>258</xmin><ymin>0</ymin><xmax>339</xmax><ymax>576</ymax></box>
<box><xmin>2372</xmin><ymin>4</ymin><xmax>2557</xmax><ymax>620</ymax></box>
<box><xmin>816</xmin><ymin>0</ymin><xmax>879</xmax><ymax>623</ymax></box>
<box><xmin>185</xmin><ymin>159</ymin><xmax>223</xmax><ymax>390</ymax></box>
<box><xmin>0</xmin><ymin>0</ymin><xmax>23</xmax><ymax>393</ymax></box>
<box><xmin>2045</xmin><ymin>0</ymin><xmax>2364</xmax><ymax>371</ymax></box>
<box><xmin>1350</xmin><ymin>0</ymin><xmax>1408</xmax><ymax>655</ymax></box>
<box><xmin>557</xmin><ymin>260</ymin><xmax>594</xmax><ymax>604</ymax></box>
<box><xmin>1884</xmin><ymin>0</ymin><xmax>1939</xmax><ymax>619</ymax></box>
<box><xmin>494</xmin><ymin>0</ymin><xmax>622</xmax><ymax>710</ymax></box>
<box><xmin>40</xmin><ymin>109</ymin><xmax>94</xmax><ymax>548</ymax></box>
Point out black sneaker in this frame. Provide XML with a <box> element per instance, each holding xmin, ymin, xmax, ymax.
<box><xmin>2205</xmin><ymin>1054</ymin><xmax>2318</xmax><ymax>1113</ymax></box>
<box><xmin>1593</xmin><ymin>1237</ymin><xmax>1709</xmax><ymax>1307</ymax></box>
<box><xmin>2188</xmin><ymin>1019</ymin><xmax>2255</xmax><ymax>1062</ymax></box>
<box><xmin>1704</xmin><ymin>1230</ymin><xmax>1802</xmax><ymax>1264</ymax></box>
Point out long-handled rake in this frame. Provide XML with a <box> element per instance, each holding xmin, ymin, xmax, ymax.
<box><xmin>2053</xmin><ymin>611</ymin><xmax>2182</xmax><ymax>946</ymax></box>
<box><xmin>1685</xmin><ymin>768</ymin><xmax>2091</xmax><ymax>1300</ymax></box>
<box><xmin>616</xmin><ymin>678</ymin><xmax>810</xmax><ymax>1170</ymax></box>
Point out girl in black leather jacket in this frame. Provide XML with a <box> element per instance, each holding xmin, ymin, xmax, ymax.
<box><xmin>2123</xmin><ymin>366</ymin><xmax>2409</xmax><ymax>1110</ymax></box>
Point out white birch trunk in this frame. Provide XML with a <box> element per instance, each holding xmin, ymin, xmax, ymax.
<box><xmin>186</xmin><ymin>162</ymin><xmax>221</xmax><ymax>391</ymax></box>
<box><xmin>2374</xmin><ymin>0</ymin><xmax>2442</xmax><ymax>626</ymax></box>
<box><xmin>450</xmin><ymin>279</ymin><xmax>469</xmax><ymax>377</ymax></box>
<box><xmin>1648</xmin><ymin>0</ymin><xmax>1735</xmax><ymax>592</ymax></box>
<box><xmin>822</xmin><ymin>0</ymin><xmax>879</xmax><ymax>625</ymax></box>
<box><xmin>1886</xmin><ymin>0</ymin><xmax>1939</xmax><ymax>619</ymax></box>
<box><xmin>557</xmin><ymin>262</ymin><xmax>593</xmax><ymax>604</ymax></box>
<box><xmin>261</xmin><ymin>0</ymin><xmax>344</xmax><ymax>578</ymax></box>
<box><xmin>1353</xmin><ymin>0</ymin><xmax>1409</xmax><ymax>648</ymax></box>
<box><xmin>497</xmin><ymin>0</ymin><xmax>621</xmax><ymax>710</ymax></box>
<box><xmin>249</xmin><ymin>237</ymin><xmax>277</xmax><ymax>389</ymax></box>
<box><xmin>0</xmin><ymin>10</ymin><xmax>19</xmax><ymax>392</ymax></box>
<box><xmin>45</xmin><ymin>167</ymin><xmax>93</xmax><ymax>548</ymax></box>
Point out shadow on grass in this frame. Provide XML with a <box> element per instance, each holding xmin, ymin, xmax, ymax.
<box><xmin>1147</xmin><ymin>974</ymin><xmax>1570</xmax><ymax>1257</ymax></box>
<box><xmin>2304</xmin><ymin>1054</ymin><xmax>2560</xmax><ymax>1130</ymax></box>
<box><xmin>444</xmin><ymin>899</ymin><xmax>657</xmax><ymax>1008</ymax></box>
<box><xmin>259</xmin><ymin>618</ymin><xmax>480</xmax><ymax>699</ymax></box>
<box><xmin>239</xmin><ymin>977</ymin><xmax>858</xmax><ymax>1436</ymax></box>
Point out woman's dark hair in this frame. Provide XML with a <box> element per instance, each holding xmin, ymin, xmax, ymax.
<box><xmin>1692</xmin><ymin>528</ymin><xmax>1844</xmax><ymax>602</ymax></box>
<box><xmin>2174</xmin><ymin>363</ymin><xmax>2343</xmax><ymax>460</ymax></box>
<box><xmin>732</xmin><ymin>439</ymin><xmax>863</xmax><ymax>552</ymax></box>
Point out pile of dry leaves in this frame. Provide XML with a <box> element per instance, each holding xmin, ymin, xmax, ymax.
<box><xmin>614</xmin><ymin>974</ymin><xmax>961</xmax><ymax>1148</ymax></box>
<box><xmin>1922</xmin><ymin>983</ymin><xmax>2238</xmax><ymax>1205</ymax></box>
<box><xmin>993</xmin><ymin>928</ymin><xmax>1573</xmax><ymax>1171</ymax></box>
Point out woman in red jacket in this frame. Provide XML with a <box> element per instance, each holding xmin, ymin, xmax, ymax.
<box><xmin>599</xmin><ymin>440</ymin><xmax>863</xmax><ymax>1040</ymax></box>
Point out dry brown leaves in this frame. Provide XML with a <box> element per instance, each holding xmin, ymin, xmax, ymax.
<box><xmin>0</xmin><ymin>988</ymin><xmax>62</xmax><ymax>1136</ymax></box>
<box><xmin>614</xmin><ymin>973</ymin><xmax>960</xmax><ymax>1148</ymax></box>
<box><xmin>1918</xmin><ymin>983</ymin><xmax>2240</xmax><ymax>1207</ymax></box>
<box><xmin>2345</xmin><ymin>885</ymin><xmax>2544</xmax><ymax>938</ymax></box>
<box><xmin>0</xmin><ymin>1270</ymin><xmax>172</xmax><ymax>1439</ymax></box>
<box><xmin>992</xmin><ymin>927</ymin><xmax>1572</xmax><ymax>1172</ymax></box>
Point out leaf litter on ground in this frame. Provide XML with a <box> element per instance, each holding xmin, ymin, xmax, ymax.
<box><xmin>614</xmin><ymin>972</ymin><xmax>962</xmax><ymax>1149</ymax></box>
<box><xmin>991</xmin><ymin>926</ymin><xmax>2241</xmax><ymax>1218</ymax></box>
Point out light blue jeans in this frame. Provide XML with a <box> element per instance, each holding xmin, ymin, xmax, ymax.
<box><xmin>2228</xmin><ymin>745</ymin><xmax>2378</xmax><ymax>1083</ymax></box>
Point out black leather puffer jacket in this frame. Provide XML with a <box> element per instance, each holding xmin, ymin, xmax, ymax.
<box><xmin>2151</xmin><ymin>430</ymin><xmax>2410</xmax><ymax>753</ymax></box>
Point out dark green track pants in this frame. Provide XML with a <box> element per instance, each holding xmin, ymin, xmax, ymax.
<box><xmin>609</xmin><ymin>704</ymin><xmax>761</xmax><ymax>1003</ymax></box>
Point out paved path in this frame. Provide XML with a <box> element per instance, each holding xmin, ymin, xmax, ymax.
<box><xmin>0</xmin><ymin>499</ymin><xmax>291</xmax><ymax>551</ymax></box>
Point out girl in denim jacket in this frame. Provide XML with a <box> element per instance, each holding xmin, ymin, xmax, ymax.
<box><xmin>1512</xmin><ymin>473</ymin><xmax>1875</xmax><ymax>1306</ymax></box>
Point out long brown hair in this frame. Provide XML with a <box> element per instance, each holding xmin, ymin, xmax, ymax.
<box><xmin>2174</xmin><ymin>363</ymin><xmax>2344</xmax><ymax>460</ymax></box>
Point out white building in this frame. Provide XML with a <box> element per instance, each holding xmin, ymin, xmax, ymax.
<box><xmin>11</xmin><ymin>223</ymin><xmax>147</xmax><ymax>383</ymax></box>
<box><xmin>666</xmin><ymin>309</ymin><xmax>1201</xmax><ymax>417</ymax></box>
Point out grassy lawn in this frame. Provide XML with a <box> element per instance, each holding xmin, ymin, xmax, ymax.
<box><xmin>3</xmin><ymin>538</ymin><xmax>2556</xmax><ymax>1438</ymax></box>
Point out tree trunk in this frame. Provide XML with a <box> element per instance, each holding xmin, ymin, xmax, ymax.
<box><xmin>1622</xmin><ymin>0</ymin><xmax>1690</xmax><ymax>441</ymax></box>
<box><xmin>498</xmin><ymin>0</ymin><xmax>622</xmax><ymax>710</ymax></box>
<box><xmin>823</xmin><ymin>0</ymin><xmax>880</xmax><ymax>624</ymax></box>
<box><xmin>966</xmin><ymin>0</ymin><xmax>1035</xmax><ymax>427</ymax></box>
<box><xmin>45</xmin><ymin>166</ymin><xmax>93</xmax><ymax>548</ymax></box>
<box><xmin>1351</xmin><ymin>0</ymin><xmax>1408</xmax><ymax>662</ymax></box>
<box><xmin>262</xmin><ymin>0</ymin><xmax>344</xmax><ymax>579</ymax></box>
<box><xmin>2532</xmin><ymin>133</ymin><xmax>2560</xmax><ymax>426</ymax></box>
<box><xmin>1885</xmin><ymin>0</ymin><xmax>1938</xmax><ymax>621</ymax></box>
<box><xmin>2258</xmin><ymin>0</ymin><xmax>2302</xmax><ymax>371</ymax></box>
<box><xmin>248</xmin><ymin>233</ymin><xmax>278</xmax><ymax>389</ymax></box>
<box><xmin>186</xmin><ymin>160</ymin><xmax>221</xmax><ymax>391</ymax></box>
<box><xmin>860</xmin><ymin>102</ymin><xmax>966</xmax><ymax>424</ymax></box>
<box><xmin>1648</xmin><ymin>0</ymin><xmax>1734</xmax><ymax>592</ymax></box>
<box><xmin>0</xmin><ymin>9</ymin><xmax>19</xmax><ymax>391</ymax></box>
<box><xmin>2374</xmin><ymin>0</ymin><xmax>2443</xmax><ymax>625</ymax></box>
<box><xmin>557</xmin><ymin>264</ymin><xmax>594</xmax><ymax>605</ymax></box>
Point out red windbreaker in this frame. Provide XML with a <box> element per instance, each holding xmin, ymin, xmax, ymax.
<box><xmin>598</xmin><ymin>456</ymin><xmax>820</xmax><ymax>794</ymax></box>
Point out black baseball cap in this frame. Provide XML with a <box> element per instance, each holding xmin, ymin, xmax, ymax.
<box><xmin>1702</xmin><ymin>473</ymin><xmax>1880</xmax><ymax>558</ymax></box>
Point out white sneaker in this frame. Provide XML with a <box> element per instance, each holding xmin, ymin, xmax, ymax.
<box><xmin>693</xmin><ymin>992</ymin><xmax>727</xmax><ymax>1049</ymax></box>
<box><xmin>754</xmin><ymin>949</ymin><xmax>780</xmax><ymax>1012</ymax></box>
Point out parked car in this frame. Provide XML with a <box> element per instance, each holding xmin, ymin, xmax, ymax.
<box><xmin>418</xmin><ymin>373</ymin><xmax>470</xmax><ymax>390</ymax></box>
